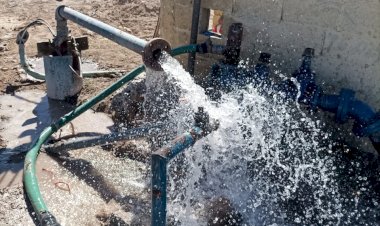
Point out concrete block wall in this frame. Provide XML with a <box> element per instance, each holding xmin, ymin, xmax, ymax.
<box><xmin>159</xmin><ymin>0</ymin><xmax>380</xmax><ymax>108</ymax></box>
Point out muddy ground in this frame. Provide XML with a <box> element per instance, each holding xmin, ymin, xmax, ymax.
<box><xmin>0</xmin><ymin>0</ymin><xmax>159</xmax><ymax>225</ymax></box>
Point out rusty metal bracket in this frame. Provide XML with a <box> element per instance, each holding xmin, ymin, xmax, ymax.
<box><xmin>37</xmin><ymin>36</ymin><xmax>89</xmax><ymax>56</ymax></box>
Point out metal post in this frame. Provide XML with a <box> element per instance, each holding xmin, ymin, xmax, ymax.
<box><xmin>187</xmin><ymin>0</ymin><xmax>201</xmax><ymax>75</ymax></box>
<box><xmin>151</xmin><ymin>154</ymin><xmax>168</xmax><ymax>226</ymax></box>
<box><xmin>150</xmin><ymin>129</ymin><xmax>200</xmax><ymax>226</ymax></box>
<box><xmin>224</xmin><ymin>23</ymin><xmax>243</xmax><ymax>65</ymax></box>
<box><xmin>55</xmin><ymin>6</ymin><xmax>171</xmax><ymax>70</ymax></box>
<box><xmin>150</xmin><ymin>127</ymin><xmax>211</xmax><ymax>226</ymax></box>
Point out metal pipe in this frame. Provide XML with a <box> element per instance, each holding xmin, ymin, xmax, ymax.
<box><xmin>187</xmin><ymin>0</ymin><xmax>201</xmax><ymax>75</ymax></box>
<box><xmin>151</xmin><ymin>154</ymin><xmax>168</xmax><ymax>226</ymax></box>
<box><xmin>151</xmin><ymin>127</ymin><xmax>204</xmax><ymax>226</ymax></box>
<box><xmin>224</xmin><ymin>23</ymin><xmax>243</xmax><ymax>65</ymax></box>
<box><xmin>57</xmin><ymin>6</ymin><xmax>145</xmax><ymax>53</ymax></box>
<box><xmin>151</xmin><ymin>107</ymin><xmax>218</xmax><ymax>225</ymax></box>
<box><xmin>56</xmin><ymin>6</ymin><xmax>171</xmax><ymax>71</ymax></box>
<box><xmin>43</xmin><ymin>124</ymin><xmax>165</xmax><ymax>153</ymax></box>
<box><xmin>18</xmin><ymin>44</ymin><xmax>46</xmax><ymax>80</ymax></box>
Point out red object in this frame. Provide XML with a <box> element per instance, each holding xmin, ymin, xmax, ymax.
<box><xmin>213</xmin><ymin>25</ymin><xmax>222</xmax><ymax>34</ymax></box>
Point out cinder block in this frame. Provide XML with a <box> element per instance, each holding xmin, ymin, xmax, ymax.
<box><xmin>174</xmin><ymin>4</ymin><xmax>193</xmax><ymax>30</ymax></box>
<box><xmin>239</xmin><ymin>20</ymin><xmax>325</xmax><ymax>74</ymax></box>
<box><xmin>232</xmin><ymin>0</ymin><xmax>283</xmax><ymax>23</ymax></box>
<box><xmin>159</xmin><ymin>0</ymin><xmax>175</xmax><ymax>40</ymax></box>
<box><xmin>322</xmin><ymin>31</ymin><xmax>379</xmax><ymax>66</ymax></box>
<box><xmin>312</xmin><ymin>30</ymin><xmax>380</xmax><ymax>107</ymax></box>
<box><xmin>176</xmin><ymin>0</ymin><xmax>192</xmax><ymax>7</ymax></box>
<box><xmin>201</xmin><ymin>0</ymin><xmax>234</xmax><ymax>14</ymax></box>
<box><xmin>283</xmin><ymin>0</ymin><xmax>342</xmax><ymax>29</ymax></box>
<box><xmin>172</xmin><ymin>28</ymin><xmax>191</xmax><ymax>47</ymax></box>
<box><xmin>336</xmin><ymin>0</ymin><xmax>380</xmax><ymax>38</ymax></box>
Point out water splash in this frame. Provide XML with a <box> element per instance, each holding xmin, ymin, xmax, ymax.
<box><xmin>156</xmin><ymin>53</ymin><xmax>379</xmax><ymax>225</ymax></box>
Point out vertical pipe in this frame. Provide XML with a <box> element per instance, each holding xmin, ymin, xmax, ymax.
<box><xmin>224</xmin><ymin>23</ymin><xmax>243</xmax><ymax>65</ymax></box>
<box><xmin>150</xmin><ymin>127</ymin><xmax>204</xmax><ymax>226</ymax></box>
<box><xmin>187</xmin><ymin>0</ymin><xmax>202</xmax><ymax>75</ymax></box>
<box><xmin>151</xmin><ymin>154</ymin><xmax>168</xmax><ymax>226</ymax></box>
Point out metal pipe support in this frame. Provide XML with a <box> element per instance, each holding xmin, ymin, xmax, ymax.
<box><xmin>187</xmin><ymin>0</ymin><xmax>201</xmax><ymax>75</ymax></box>
<box><xmin>151</xmin><ymin>127</ymin><xmax>204</xmax><ymax>226</ymax></box>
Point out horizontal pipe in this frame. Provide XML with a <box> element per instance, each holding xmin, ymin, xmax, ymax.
<box><xmin>318</xmin><ymin>94</ymin><xmax>340</xmax><ymax>112</ymax></box>
<box><xmin>56</xmin><ymin>6</ymin><xmax>171</xmax><ymax>71</ymax></box>
<box><xmin>212</xmin><ymin>49</ymin><xmax>379</xmax><ymax>152</ymax></box>
<box><xmin>348</xmin><ymin>100</ymin><xmax>375</xmax><ymax>125</ymax></box>
<box><xmin>157</xmin><ymin>127</ymin><xmax>203</xmax><ymax>160</ymax></box>
<box><xmin>172</xmin><ymin>44</ymin><xmax>198</xmax><ymax>56</ymax></box>
<box><xmin>57</xmin><ymin>6</ymin><xmax>146</xmax><ymax>54</ymax></box>
<box><xmin>43</xmin><ymin>124</ymin><xmax>165</xmax><ymax>153</ymax></box>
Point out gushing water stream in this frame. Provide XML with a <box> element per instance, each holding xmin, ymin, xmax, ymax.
<box><xmin>150</xmin><ymin>53</ymin><xmax>380</xmax><ymax>226</ymax></box>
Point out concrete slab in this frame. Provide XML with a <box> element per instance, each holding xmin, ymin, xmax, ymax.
<box><xmin>0</xmin><ymin>90</ymin><xmax>114</xmax><ymax>188</ymax></box>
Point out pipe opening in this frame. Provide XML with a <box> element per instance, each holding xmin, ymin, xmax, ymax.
<box><xmin>143</xmin><ymin>38</ymin><xmax>171</xmax><ymax>71</ymax></box>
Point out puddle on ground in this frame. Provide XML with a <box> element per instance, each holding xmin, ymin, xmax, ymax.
<box><xmin>0</xmin><ymin>90</ymin><xmax>113</xmax><ymax>188</ymax></box>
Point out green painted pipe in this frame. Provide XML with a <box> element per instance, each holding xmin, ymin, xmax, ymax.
<box><xmin>19</xmin><ymin>44</ymin><xmax>46</xmax><ymax>81</ymax></box>
<box><xmin>23</xmin><ymin>44</ymin><xmax>198</xmax><ymax>225</ymax></box>
<box><xmin>171</xmin><ymin>44</ymin><xmax>197</xmax><ymax>56</ymax></box>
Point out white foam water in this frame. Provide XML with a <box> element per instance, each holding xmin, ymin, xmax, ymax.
<box><xmin>153</xmin><ymin>53</ymin><xmax>379</xmax><ymax>226</ymax></box>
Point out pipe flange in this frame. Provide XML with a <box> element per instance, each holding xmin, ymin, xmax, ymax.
<box><xmin>336</xmin><ymin>89</ymin><xmax>355</xmax><ymax>123</ymax></box>
<box><xmin>143</xmin><ymin>38</ymin><xmax>171</xmax><ymax>71</ymax></box>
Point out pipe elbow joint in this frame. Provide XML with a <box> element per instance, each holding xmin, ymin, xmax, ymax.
<box><xmin>55</xmin><ymin>5</ymin><xmax>67</xmax><ymax>21</ymax></box>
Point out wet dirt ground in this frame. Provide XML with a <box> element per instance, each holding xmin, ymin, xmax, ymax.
<box><xmin>0</xmin><ymin>0</ymin><xmax>159</xmax><ymax>224</ymax></box>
